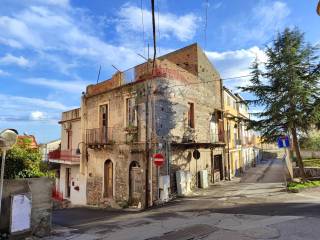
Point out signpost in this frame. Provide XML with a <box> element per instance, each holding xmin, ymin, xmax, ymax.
<box><xmin>277</xmin><ymin>136</ymin><xmax>290</xmax><ymax>148</ymax></box>
<box><xmin>193</xmin><ymin>149</ymin><xmax>200</xmax><ymax>187</ymax></box>
<box><xmin>277</xmin><ymin>135</ymin><xmax>293</xmax><ymax>180</ymax></box>
<box><xmin>153</xmin><ymin>153</ymin><xmax>165</xmax><ymax>199</ymax></box>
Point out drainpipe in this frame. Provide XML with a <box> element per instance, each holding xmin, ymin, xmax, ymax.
<box><xmin>145</xmin><ymin>82</ymin><xmax>150</xmax><ymax>208</ymax></box>
<box><xmin>226</xmin><ymin>116</ymin><xmax>231</xmax><ymax>180</ymax></box>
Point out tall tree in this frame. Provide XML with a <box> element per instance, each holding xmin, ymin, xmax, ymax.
<box><xmin>241</xmin><ymin>28</ymin><xmax>320</xmax><ymax>180</ymax></box>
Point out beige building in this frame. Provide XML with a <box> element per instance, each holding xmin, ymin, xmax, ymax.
<box><xmin>224</xmin><ymin>87</ymin><xmax>261</xmax><ymax>178</ymax></box>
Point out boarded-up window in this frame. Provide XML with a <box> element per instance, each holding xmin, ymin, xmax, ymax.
<box><xmin>188</xmin><ymin>102</ymin><xmax>195</xmax><ymax>128</ymax></box>
<box><xmin>126</xmin><ymin>98</ymin><xmax>137</xmax><ymax>126</ymax></box>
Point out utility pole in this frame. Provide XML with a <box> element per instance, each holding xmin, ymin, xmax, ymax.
<box><xmin>145</xmin><ymin>82</ymin><xmax>150</xmax><ymax>208</ymax></box>
<box><xmin>151</xmin><ymin>0</ymin><xmax>157</xmax><ymax>71</ymax></box>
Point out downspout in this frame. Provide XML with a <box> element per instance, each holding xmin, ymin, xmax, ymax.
<box><xmin>227</xmin><ymin>116</ymin><xmax>231</xmax><ymax>180</ymax></box>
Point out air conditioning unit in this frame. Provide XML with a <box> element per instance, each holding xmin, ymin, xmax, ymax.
<box><xmin>63</xmin><ymin>122</ymin><xmax>71</xmax><ymax>130</ymax></box>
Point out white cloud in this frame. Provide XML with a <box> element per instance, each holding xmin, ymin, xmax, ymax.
<box><xmin>0</xmin><ymin>94</ymin><xmax>70</xmax><ymax>111</ymax></box>
<box><xmin>222</xmin><ymin>1</ymin><xmax>290</xmax><ymax>45</ymax></box>
<box><xmin>0</xmin><ymin>53</ymin><xmax>29</xmax><ymax>67</ymax></box>
<box><xmin>0</xmin><ymin>69</ymin><xmax>10</xmax><ymax>76</ymax></box>
<box><xmin>0</xmin><ymin>5</ymin><xmax>143</xmax><ymax>71</ymax></box>
<box><xmin>206</xmin><ymin>46</ymin><xmax>267</xmax><ymax>91</ymax></box>
<box><xmin>0</xmin><ymin>94</ymin><xmax>77</xmax><ymax>124</ymax></box>
<box><xmin>30</xmin><ymin>111</ymin><xmax>46</xmax><ymax>120</ymax></box>
<box><xmin>0</xmin><ymin>37</ymin><xmax>23</xmax><ymax>48</ymax></box>
<box><xmin>22</xmin><ymin>78</ymin><xmax>87</xmax><ymax>93</ymax></box>
<box><xmin>212</xmin><ymin>2</ymin><xmax>223</xmax><ymax>9</ymax></box>
<box><xmin>39</xmin><ymin>0</ymin><xmax>70</xmax><ymax>8</ymax></box>
<box><xmin>116</xmin><ymin>4</ymin><xmax>200</xmax><ymax>42</ymax></box>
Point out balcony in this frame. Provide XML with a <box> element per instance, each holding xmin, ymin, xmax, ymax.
<box><xmin>86</xmin><ymin>127</ymin><xmax>120</xmax><ymax>147</ymax></box>
<box><xmin>48</xmin><ymin>149</ymin><xmax>80</xmax><ymax>165</ymax></box>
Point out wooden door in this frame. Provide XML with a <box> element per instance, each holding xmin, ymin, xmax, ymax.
<box><xmin>129</xmin><ymin>163</ymin><xmax>142</xmax><ymax>205</ymax></box>
<box><xmin>104</xmin><ymin>160</ymin><xmax>113</xmax><ymax>198</ymax></box>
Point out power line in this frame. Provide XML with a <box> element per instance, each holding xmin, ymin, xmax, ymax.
<box><xmin>204</xmin><ymin>0</ymin><xmax>209</xmax><ymax>49</ymax></box>
<box><xmin>157</xmin><ymin>74</ymin><xmax>254</xmax><ymax>89</ymax></box>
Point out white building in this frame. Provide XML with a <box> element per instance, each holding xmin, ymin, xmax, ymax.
<box><xmin>48</xmin><ymin>108</ymin><xmax>86</xmax><ymax>205</ymax></box>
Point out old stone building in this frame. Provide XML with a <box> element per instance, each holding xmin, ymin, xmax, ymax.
<box><xmin>78</xmin><ymin>43</ymin><xmax>226</xmax><ymax>208</ymax></box>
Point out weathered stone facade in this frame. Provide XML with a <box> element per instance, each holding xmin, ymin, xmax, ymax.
<box><xmin>79</xmin><ymin>43</ymin><xmax>225</xmax><ymax>207</ymax></box>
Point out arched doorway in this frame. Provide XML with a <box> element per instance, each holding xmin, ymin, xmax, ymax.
<box><xmin>129</xmin><ymin>161</ymin><xmax>142</xmax><ymax>206</ymax></box>
<box><xmin>104</xmin><ymin>160</ymin><xmax>113</xmax><ymax>198</ymax></box>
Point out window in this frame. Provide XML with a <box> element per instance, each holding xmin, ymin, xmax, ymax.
<box><xmin>188</xmin><ymin>102</ymin><xmax>195</xmax><ymax>128</ymax></box>
<box><xmin>234</xmin><ymin>125</ymin><xmax>238</xmax><ymax>146</ymax></box>
<box><xmin>67</xmin><ymin>130</ymin><xmax>72</xmax><ymax>150</ymax></box>
<box><xmin>126</xmin><ymin>98</ymin><xmax>137</xmax><ymax>127</ymax></box>
<box><xmin>226</xmin><ymin>96</ymin><xmax>230</xmax><ymax>106</ymax></box>
<box><xmin>100</xmin><ymin>104</ymin><xmax>109</xmax><ymax>142</ymax></box>
<box><xmin>233</xmin><ymin>100</ymin><xmax>237</xmax><ymax>110</ymax></box>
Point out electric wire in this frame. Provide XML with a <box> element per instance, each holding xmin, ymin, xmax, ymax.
<box><xmin>204</xmin><ymin>0</ymin><xmax>209</xmax><ymax>49</ymax></box>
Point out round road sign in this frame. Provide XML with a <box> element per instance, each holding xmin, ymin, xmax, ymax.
<box><xmin>193</xmin><ymin>149</ymin><xmax>200</xmax><ymax>160</ymax></box>
<box><xmin>153</xmin><ymin>153</ymin><xmax>165</xmax><ymax>167</ymax></box>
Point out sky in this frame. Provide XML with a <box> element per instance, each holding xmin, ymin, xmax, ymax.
<box><xmin>0</xmin><ymin>0</ymin><xmax>319</xmax><ymax>143</ymax></box>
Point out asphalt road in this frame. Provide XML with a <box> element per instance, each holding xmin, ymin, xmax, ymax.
<box><xmin>49</xmin><ymin>159</ymin><xmax>320</xmax><ymax>240</ymax></box>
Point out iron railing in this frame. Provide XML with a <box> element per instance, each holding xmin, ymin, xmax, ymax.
<box><xmin>48</xmin><ymin>149</ymin><xmax>80</xmax><ymax>163</ymax></box>
<box><xmin>86</xmin><ymin>127</ymin><xmax>122</xmax><ymax>145</ymax></box>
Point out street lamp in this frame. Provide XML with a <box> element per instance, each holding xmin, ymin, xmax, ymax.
<box><xmin>0</xmin><ymin>129</ymin><xmax>18</xmax><ymax>215</ymax></box>
<box><xmin>317</xmin><ymin>0</ymin><xmax>320</xmax><ymax>15</ymax></box>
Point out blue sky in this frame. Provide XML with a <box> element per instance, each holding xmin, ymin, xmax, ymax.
<box><xmin>0</xmin><ymin>0</ymin><xmax>319</xmax><ymax>143</ymax></box>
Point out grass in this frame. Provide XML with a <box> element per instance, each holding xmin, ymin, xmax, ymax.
<box><xmin>303</xmin><ymin>158</ymin><xmax>320</xmax><ymax>167</ymax></box>
<box><xmin>287</xmin><ymin>180</ymin><xmax>320</xmax><ymax>191</ymax></box>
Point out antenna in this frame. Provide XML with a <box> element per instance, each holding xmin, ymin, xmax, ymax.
<box><xmin>137</xmin><ymin>53</ymin><xmax>148</xmax><ymax>61</ymax></box>
<box><xmin>97</xmin><ymin>65</ymin><xmax>101</xmax><ymax>84</ymax></box>
<box><xmin>111</xmin><ymin>64</ymin><xmax>121</xmax><ymax>72</ymax></box>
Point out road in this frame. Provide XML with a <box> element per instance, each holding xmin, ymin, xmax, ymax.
<box><xmin>49</xmin><ymin>159</ymin><xmax>320</xmax><ymax>240</ymax></box>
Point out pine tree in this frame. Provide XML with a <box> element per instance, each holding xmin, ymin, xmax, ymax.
<box><xmin>241</xmin><ymin>28</ymin><xmax>320</xmax><ymax>180</ymax></box>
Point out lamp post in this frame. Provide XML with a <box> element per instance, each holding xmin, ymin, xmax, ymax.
<box><xmin>0</xmin><ymin>129</ymin><xmax>18</xmax><ymax>215</ymax></box>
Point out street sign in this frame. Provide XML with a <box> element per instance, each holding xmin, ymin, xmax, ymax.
<box><xmin>193</xmin><ymin>149</ymin><xmax>200</xmax><ymax>160</ymax></box>
<box><xmin>153</xmin><ymin>153</ymin><xmax>165</xmax><ymax>167</ymax></box>
<box><xmin>277</xmin><ymin>136</ymin><xmax>290</xmax><ymax>148</ymax></box>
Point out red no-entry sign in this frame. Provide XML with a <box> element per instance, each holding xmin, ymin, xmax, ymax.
<box><xmin>153</xmin><ymin>153</ymin><xmax>165</xmax><ymax>167</ymax></box>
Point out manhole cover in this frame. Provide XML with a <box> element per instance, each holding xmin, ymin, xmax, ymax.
<box><xmin>146</xmin><ymin>224</ymin><xmax>217</xmax><ymax>240</ymax></box>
